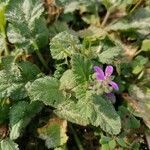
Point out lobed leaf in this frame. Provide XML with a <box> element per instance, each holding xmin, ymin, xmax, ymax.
<box><xmin>56</xmin><ymin>91</ymin><xmax>121</xmax><ymax>135</ymax></box>
<box><xmin>28</xmin><ymin>76</ymin><xmax>65</xmax><ymax>107</ymax></box>
<box><xmin>0</xmin><ymin>58</ymin><xmax>41</xmax><ymax>100</ymax></box>
<box><xmin>98</xmin><ymin>47</ymin><xmax>121</xmax><ymax>64</ymax></box>
<box><xmin>6</xmin><ymin>0</ymin><xmax>48</xmax><ymax>52</ymax></box>
<box><xmin>50</xmin><ymin>31</ymin><xmax>80</xmax><ymax>60</ymax></box>
<box><xmin>71</xmin><ymin>54</ymin><xmax>92</xmax><ymax>85</ymax></box>
<box><xmin>55</xmin><ymin>101</ymin><xmax>89</xmax><ymax>126</ymax></box>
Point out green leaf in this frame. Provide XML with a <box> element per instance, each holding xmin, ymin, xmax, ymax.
<box><xmin>63</xmin><ymin>1</ymin><xmax>80</xmax><ymax>13</ymax></box>
<box><xmin>98</xmin><ymin>47</ymin><xmax>121</xmax><ymax>64</ymax></box>
<box><xmin>80</xmin><ymin>92</ymin><xmax>121</xmax><ymax>135</ymax></box>
<box><xmin>71</xmin><ymin>54</ymin><xmax>92</xmax><ymax>99</ymax></box>
<box><xmin>71</xmin><ymin>54</ymin><xmax>92</xmax><ymax>85</ymax></box>
<box><xmin>53</xmin><ymin>63</ymin><xmax>67</xmax><ymax>79</ymax></box>
<box><xmin>117</xmin><ymin>138</ymin><xmax>127</xmax><ymax>148</ymax></box>
<box><xmin>50</xmin><ymin>31</ymin><xmax>80</xmax><ymax>60</ymax></box>
<box><xmin>108</xmin><ymin>139</ymin><xmax>116</xmax><ymax>150</ymax></box>
<box><xmin>56</xmin><ymin>92</ymin><xmax>121</xmax><ymax>135</ymax></box>
<box><xmin>0</xmin><ymin>138</ymin><xmax>19</xmax><ymax>150</ymax></box>
<box><xmin>128</xmin><ymin>115</ymin><xmax>140</xmax><ymax>129</ymax></box>
<box><xmin>28</xmin><ymin>76</ymin><xmax>65</xmax><ymax>107</ymax></box>
<box><xmin>78</xmin><ymin>25</ymin><xmax>107</xmax><ymax>39</ymax></box>
<box><xmin>0</xmin><ymin>58</ymin><xmax>41</xmax><ymax>100</ymax></box>
<box><xmin>141</xmin><ymin>39</ymin><xmax>150</xmax><ymax>51</ymax></box>
<box><xmin>118</xmin><ymin>106</ymin><xmax>140</xmax><ymax>129</ymax></box>
<box><xmin>102</xmin><ymin>0</ymin><xmax>133</xmax><ymax>10</ymax></box>
<box><xmin>55</xmin><ymin>100</ymin><xmax>89</xmax><ymax>126</ymax></box>
<box><xmin>49</xmin><ymin>21</ymin><xmax>68</xmax><ymax>39</ymax></box>
<box><xmin>9</xmin><ymin>101</ymin><xmax>43</xmax><ymax>140</ymax></box>
<box><xmin>108</xmin><ymin>8</ymin><xmax>150</xmax><ymax>35</ymax></box>
<box><xmin>6</xmin><ymin>0</ymin><xmax>48</xmax><ymax>52</ymax></box>
<box><xmin>38</xmin><ymin>117</ymin><xmax>68</xmax><ymax>149</ymax></box>
<box><xmin>100</xmin><ymin>135</ymin><xmax>112</xmax><ymax>144</ymax></box>
<box><xmin>128</xmin><ymin>85</ymin><xmax>150</xmax><ymax>128</ymax></box>
<box><xmin>100</xmin><ymin>135</ymin><xmax>116</xmax><ymax>149</ymax></box>
<box><xmin>101</xmin><ymin>143</ymin><xmax>109</xmax><ymax>150</ymax></box>
<box><xmin>73</xmin><ymin>84</ymin><xmax>87</xmax><ymax>99</ymax></box>
<box><xmin>60</xmin><ymin>70</ymin><xmax>76</xmax><ymax>90</ymax></box>
<box><xmin>129</xmin><ymin>85</ymin><xmax>150</xmax><ymax>103</ymax></box>
<box><xmin>132</xmin><ymin>55</ymin><xmax>148</xmax><ymax>74</ymax></box>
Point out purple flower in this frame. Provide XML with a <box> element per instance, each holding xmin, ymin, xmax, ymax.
<box><xmin>94</xmin><ymin>65</ymin><xmax>119</xmax><ymax>91</ymax></box>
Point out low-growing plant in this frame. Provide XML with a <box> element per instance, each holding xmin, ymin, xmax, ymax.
<box><xmin>0</xmin><ymin>0</ymin><xmax>149</xmax><ymax>149</ymax></box>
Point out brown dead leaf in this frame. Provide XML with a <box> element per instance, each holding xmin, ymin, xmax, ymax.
<box><xmin>0</xmin><ymin>124</ymin><xmax>8</xmax><ymax>139</ymax></box>
<box><xmin>44</xmin><ymin>0</ymin><xmax>64</xmax><ymax>24</ymax></box>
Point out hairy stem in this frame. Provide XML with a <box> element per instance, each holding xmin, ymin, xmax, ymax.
<box><xmin>1</xmin><ymin>31</ymin><xmax>9</xmax><ymax>56</ymax></box>
<box><xmin>35</xmin><ymin>49</ymin><xmax>49</xmax><ymax>70</ymax></box>
<box><xmin>32</xmin><ymin>41</ymin><xmax>49</xmax><ymax>70</ymax></box>
<box><xmin>4</xmin><ymin>36</ymin><xmax>9</xmax><ymax>56</ymax></box>
<box><xmin>70</xmin><ymin>124</ymin><xmax>84</xmax><ymax>150</ymax></box>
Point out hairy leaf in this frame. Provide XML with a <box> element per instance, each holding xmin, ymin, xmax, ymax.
<box><xmin>108</xmin><ymin>8</ymin><xmax>150</xmax><ymax>35</ymax></box>
<box><xmin>102</xmin><ymin>0</ymin><xmax>133</xmax><ymax>10</ymax></box>
<box><xmin>78</xmin><ymin>92</ymin><xmax>121</xmax><ymax>135</ymax></box>
<box><xmin>49</xmin><ymin>21</ymin><xmax>68</xmax><ymax>39</ymax></box>
<box><xmin>50</xmin><ymin>31</ymin><xmax>80</xmax><ymax>60</ymax></box>
<box><xmin>78</xmin><ymin>26</ymin><xmax>107</xmax><ymax>39</ymax></box>
<box><xmin>71</xmin><ymin>54</ymin><xmax>92</xmax><ymax>85</ymax></box>
<box><xmin>38</xmin><ymin>117</ymin><xmax>68</xmax><ymax>149</ymax></box>
<box><xmin>0</xmin><ymin>58</ymin><xmax>41</xmax><ymax>100</ymax></box>
<box><xmin>55</xmin><ymin>101</ymin><xmax>89</xmax><ymax>126</ymax></box>
<box><xmin>9</xmin><ymin>101</ymin><xmax>43</xmax><ymax>140</ymax></box>
<box><xmin>123</xmin><ymin>86</ymin><xmax>150</xmax><ymax>128</ymax></box>
<box><xmin>0</xmin><ymin>138</ymin><xmax>19</xmax><ymax>150</ymax></box>
<box><xmin>60</xmin><ymin>70</ymin><xmax>75</xmax><ymax>90</ymax></box>
<box><xmin>28</xmin><ymin>76</ymin><xmax>64</xmax><ymax>107</ymax></box>
<box><xmin>56</xmin><ymin>92</ymin><xmax>121</xmax><ymax>135</ymax></box>
<box><xmin>6</xmin><ymin>0</ymin><xmax>48</xmax><ymax>52</ymax></box>
<box><xmin>132</xmin><ymin>55</ymin><xmax>148</xmax><ymax>74</ymax></box>
<box><xmin>98</xmin><ymin>47</ymin><xmax>121</xmax><ymax>64</ymax></box>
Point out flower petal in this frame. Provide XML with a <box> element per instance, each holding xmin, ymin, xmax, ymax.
<box><xmin>109</xmin><ymin>81</ymin><xmax>119</xmax><ymax>91</ymax></box>
<box><xmin>94</xmin><ymin>66</ymin><xmax>105</xmax><ymax>80</ymax></box>
<box><xmin>105</xmin><ymin>65</ymin><xmax>113</xmax><ymax>77</ymax></box>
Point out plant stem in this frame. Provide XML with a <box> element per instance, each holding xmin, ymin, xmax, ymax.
<box><xmin>1</xmin><ymin>32</ymin><xmax>9</xmax><ymax>56</ymax></box>
<box><xmin>70</xmin><ymin>124</ymin><xmax>84</xmax><ymax>150</ymax></box>
<box><xmin>130</xmin><ymin>0</ymin><xmax>142</xmax><ymax>13</ymax></box>
<box><xmin>32</xmin><ymin>41</ymin><xmax>49</xmax><ymax>70</ymax></box>
<box><xmin>101</xmin><ymin>10</ymin><xmax>111</xmax><ymax>27</ymax></box>
<box><xmin>134</xmin><ymin>49</ymin><xmax>142</xmax><ymax>56</ymax></box>
<box><xmin>4</xmin><ymin>36</ymin><xmax>9</xmax><ymax>56</ymax></box>
<box><xmin>35</xmin><ymin>49</ymin><xmax>49</xmax><ymax>70</ymax></box>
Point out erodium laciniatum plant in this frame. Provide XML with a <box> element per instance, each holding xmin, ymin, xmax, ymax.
<box><xmin>0</xmin><ymin>0</ymin><xmax>149</xmax><ymax>149</ymax></box>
